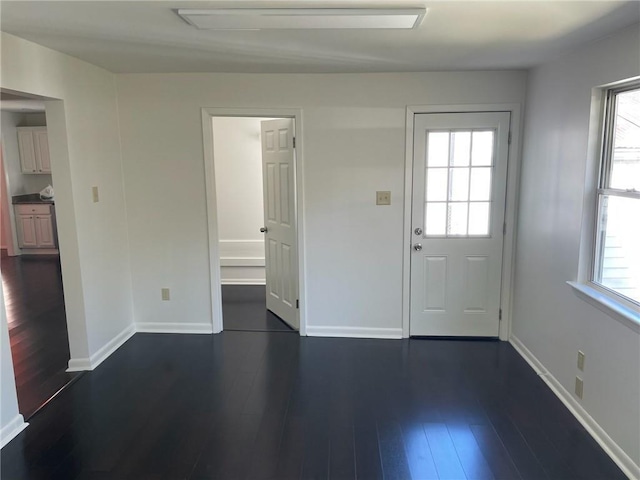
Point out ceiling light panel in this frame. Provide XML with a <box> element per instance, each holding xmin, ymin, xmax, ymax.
<box><xmin>177</xmin><ymin>8</ymin><xmax>426</xmax><ymax>30</ymax></box>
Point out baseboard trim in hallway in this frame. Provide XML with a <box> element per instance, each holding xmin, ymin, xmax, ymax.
<box><xmin>0</xmin><ymin>415</ymin><xmax>28</xmax><ymax>449</ymax></box>
<box><xmin>67</xmin><ymin>324</ymin><xmax>136</xmax><ymax>372</ymax></box>
<box><xmin>135</xmin><ymin>322</ymin><xmax>214</xmax><ymax>334</ymax></box>
<box><xmin>510</xmin><ymin>335</ymin><xmax>639</xmax><ymax>480</ymax></box>
<box><xmin>306</xmin><ymin>325</ymin><xmax>403</xmax><ymax>339</ymax></box>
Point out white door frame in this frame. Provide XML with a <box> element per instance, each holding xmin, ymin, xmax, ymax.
<box><xmin>403</xmin><ymin>104</ymin><xmax>523</xmax><ymax>341</ymax></box>
<box><xmin>201</xmin><ymin>107</ymin><xmax>306</xmax><ymax>335</ymax></box>
<box><xmin>0</xmin><ymin>142</ymin><xmax>19</xmax><ymax>256</ymax></box>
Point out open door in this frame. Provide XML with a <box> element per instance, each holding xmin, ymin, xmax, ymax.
<box><xmin>260</xmin><ymin>118</ymin><xmax>299</xmax><ymax>330</ymax></box>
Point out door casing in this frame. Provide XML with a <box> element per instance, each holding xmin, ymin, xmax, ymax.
<box><xmin>403</xmin><ymin>104</ymin><xmax>523</xmax><ymax>340</ymax></box>
<box><xmin>201</xmin><ymin>108</ymin><xmax>306</xmax><ymax>335</ymax></box>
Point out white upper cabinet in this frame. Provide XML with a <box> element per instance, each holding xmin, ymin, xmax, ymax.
<box><xmin>17</xmin><ymin>129</ymin><xmax>38</xmax><ymax>173</ymax></box>
<box><xmin>17</xmin><ymin>127</ymin><xmax>51</xmax><ymax>174</ymax></box>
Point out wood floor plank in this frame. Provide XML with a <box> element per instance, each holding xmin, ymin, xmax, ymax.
<box><xmin>470</xmin><ymin>424</ymin><xmax>522</xmax><ymax>480</ymax></box>
<box><xmin>447</xmin><ymin>423</ymin><xmax>495</xmax><ymax>480</ymax></box>
<box><xmin>0</xmin><ymin>329</ymin><xmax>627</xmax><ymax>480</ymax></box>
<box><xmin>423</xmin><ymin>423</ymin><xmax>467</xmax><ymax>480</ymax></box>
<box><xmin>2</xmin><ymin>253</ymin><xmax>78</xmax><ymax>419</ymax></box>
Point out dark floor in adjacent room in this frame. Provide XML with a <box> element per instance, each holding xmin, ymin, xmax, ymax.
<box><xmin>1</xmin><ymin>251</ymin><xmax>78</xmax><ymax>420</ymax></box>
<box><xmin>222</xmin><ymin>284</ymin><xmax>294</xmax><ymax>332</ymax></box>
<box><xmin>0</xmin><ymin>331</ymin><xmax>625</xmax><ymax>480</ymax></box>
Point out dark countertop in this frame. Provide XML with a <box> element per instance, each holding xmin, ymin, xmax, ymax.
<box><xmin>12</xmin><ymin>193</ymin><xmax>55</xmax><ymax>205</ymax></box>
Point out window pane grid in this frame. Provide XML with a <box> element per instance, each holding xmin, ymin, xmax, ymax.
<box><xmin>425</xmin><ymin>129</ymin><xmax>495</xmax><ymax>237</ymax></box>
<box><xmin>592</xmin><ymin>83</ymin><xmax>640</xmax><ymax>305</ymax></box>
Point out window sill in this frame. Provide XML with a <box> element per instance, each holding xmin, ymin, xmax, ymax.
<box><xmin>567</xmin><ymin>281</ymin><xmax>640</xmax><ymax>333</ymax></box>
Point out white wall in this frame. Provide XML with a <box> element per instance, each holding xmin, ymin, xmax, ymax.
<box><xmin>1</xmin><ymin>33</ymin><xmax>135</xmax><ymax>370</ymax></box>
<box><xmin>513</xmin><ymin>24</ymin><xmax>640</xmax><ymax>471</ymax></box>
<box><xmin>0</xmin><ymin>111</ymin><xmax>53</xmax><ymax>195</ymax></box>
<box><xmin>0</xmin><ymin>283</ymin><xmax>26</xmax><ymax>447</ymax></box>
<box><xmin>116</xmin><ymin>71</ymin><xmax>527</xmax><ymax>333</ymax></box>
<box><xmin>212</xmin><ymin>117</ymin><xmax>266</xmax><ymax>285</ymax></box>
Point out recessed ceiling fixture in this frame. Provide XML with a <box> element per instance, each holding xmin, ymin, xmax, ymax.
<box><xmin>176</xmin><ymin>8</ymin><xmax>427</xmax><ymax>30</ymax></box>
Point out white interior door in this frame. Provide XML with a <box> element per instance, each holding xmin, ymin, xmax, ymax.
<box><xmin>261</xmin><ymin>118</ymin><xmax>299</xmax><ymax>330</ymax></box>
<box><xmin>410</xmin><ymin>112</ymin><xmax>510</xmax><ymax>337</ymax></box>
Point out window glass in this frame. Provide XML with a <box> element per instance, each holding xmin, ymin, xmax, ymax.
<box><xmin>593</xmin><ymin>85</ymin><xmax>640</xmax><ymax>304</ymax></box>
<box><xmin>424</xmin><ymin>129</ymin><xmax>495</xmax><ymax>237</ymax></box>
<box><xmin>609</xmin><ymin>89</ymin><xmax>640</xmax><ymax>191</ymax></box>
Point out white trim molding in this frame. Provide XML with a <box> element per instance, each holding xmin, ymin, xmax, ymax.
<box><xmin>66</xmin><ymin>324</ymin><xmax>135</xmax><ymax>372</ymax></box>
<box><xmin>0</xmin><ymin>414</ymin><xmax>28</xmax><ymax>449</ymax></box>
<box><xmin>220</xmin><ymin>258</ymin><xmax>265</xmax><ymax>267</ymax></box>
<box><xmin>221</xmin><ymin>278</ymin><xmax>266</xmax><ymax>286</ymax></box>
<box><xmin>403</xmin><ymin>103</ymin><xmax>522</xmax><ymax>340</ymax></box>
<box><xmin>510</xmin><ymin>335</ymin><xmax>640</xmax><ymax>480</ymax></box>
<box><xmin>306</xmin><ymin>326</ymin><xmax>402</xmax><ymax>339</ymax></box>
<box><xmin>568</xmin><ymin>281</ymin><xmax>640</xmax><ymax>333</ymax></box>
<box><xmin>135</xmin><ymin>322</ymin><xmax>214</xmax><ymax>334</ymax></box>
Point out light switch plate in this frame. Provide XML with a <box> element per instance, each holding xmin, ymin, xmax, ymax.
<box><xmin>92</xmin><ymin>186</ymin><xmax>99</xmax><ymax>203</ymax></box>
<box><xmin>161</xmin><ymin>288</ymin><xmax>170</xmax><ymax>301</ymax></box>
<box><xmin>376</xmin><ymin>191</ymin><xmax>391</xmax><ymax>205</ymax></box>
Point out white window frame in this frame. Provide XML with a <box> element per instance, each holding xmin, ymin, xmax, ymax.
<box><xmin>569</xmin><ymin>78</ymin><xmax>640</xmax><ymax>331</ymax></box>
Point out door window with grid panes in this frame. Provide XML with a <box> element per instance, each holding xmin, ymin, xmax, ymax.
<box><xmin>425</xmin><ymin>130</ymin><xmax>495</xmax><ymax>237</ymax></box>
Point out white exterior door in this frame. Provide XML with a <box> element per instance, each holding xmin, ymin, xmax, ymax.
<box><xmin>410</xmin><ymin>112</ymin><xmax>510</xmax><ymax>337</ymax></box>
<box><xmin>261</xmin><ymin>119</ymin><xmax>299</xmax><ymax>330</ymax></box>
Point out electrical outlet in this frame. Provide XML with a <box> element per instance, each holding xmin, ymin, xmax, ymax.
<box><xmin>161</xmin><ymin>288</ymin><xmax>170</xmax><ymax>301</ymax></box>
<box><xmin>376</xmin><ymin>191</ymin><xmax>391</xmax><ymax>205</ymax></box>
<box><xmin>92</xmin><ymin>186</ymin><xmax>99</xmax><ymax>203</ymax></box>
<box><xmin>575</xmin><ymin>377</ymin><xmax>584</xmax><ymax>399</ymax></box>
<box><xmin>577</xmin><ymin>351</ymin><xmax>585</xmax><ymax>371</ymax></box>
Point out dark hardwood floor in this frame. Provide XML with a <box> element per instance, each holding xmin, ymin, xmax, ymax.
<box><xmin>0</xmin><ymin>331</ymin><xmax>625</xmax><ymax>480</ymax></box>
<box><xmin>1</xmin><ymin>252</ymin><xmax>79</xmax><ymax>420</ymax></box>
<box><xmin>222</xmin><ymin>285</ymin><xmax>294</xmax><ymax>332</ymax></box>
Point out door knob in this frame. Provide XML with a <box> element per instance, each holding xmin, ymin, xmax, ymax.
<box><xmin>260</xmin><ymin>227</ymin><xmax>268</xmax><ymax>233</ymax></box>
<box><xmin>413</xmin><ymin>244</ymin><xmax>423</xmax><ymax>251</ymax></box>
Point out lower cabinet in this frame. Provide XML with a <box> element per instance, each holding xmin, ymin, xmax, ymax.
<box><xmin>14</xmin><ymin>204</ymin><xmax>57</xmax><ymax>249</ymax></box>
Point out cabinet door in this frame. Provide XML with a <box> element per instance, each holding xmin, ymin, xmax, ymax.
<box><xmin>16</xmin><ymin>215</ymin><xmax>38</xmax><ymax>248</ymax></box>
<box><xmin>35</xmin><ymin>214</ymin><xmax>56</xmax><ymax>247</ymax></box>
<box><xmin>33</xmin><ymin>129</ymin><xmax>51</xmax><ymax>173</ymax></box>
<box><xmin>17</xmin><ymin>130</ymin><xmax>38</xmax><ymax>174</ymax></box>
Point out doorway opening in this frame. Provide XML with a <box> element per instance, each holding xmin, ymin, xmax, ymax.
<box><xmin>203</xmin><ymin>110</ymin><xmax>305</xmax><ymax>335</ymax></box>
<box><xmin>1</xmin><ymin>90</ymin><xmax>80</xmax><ymax>420</ymax></box>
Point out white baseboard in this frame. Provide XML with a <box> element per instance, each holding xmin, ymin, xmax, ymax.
<box><xmin>0</xmin><ymin>414</ymin><xmax>28</xmax><ymax>449</ymax></box>
<box><xmin>306</xmin><ymin>326</ymin><xmax>403</xmax><ymax>339</ymax></box>
<box><xmin>510</xmin><ymin>335</ymin><xmax>640</xmax><ymax>480</ymax></box>
<box><xmin>19</xmin><ymin>249</ymin><xmax>59</xmax><ymax>255</ymax></box>
<box><xmin>135</xmin><ymin>322</ymin><xmax>213</xmax><ymax>334</ymax></box>
<box><xmin>220</xmin><ymin>264</ymin><xmax>265</xmax><ymax>285</ymax></box>
<box><xmin>67</xmin><ymin>324</ymin><xmax>136</xmax><ymax>372</ymax></box>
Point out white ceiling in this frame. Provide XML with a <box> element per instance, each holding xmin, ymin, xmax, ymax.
<box><xmin>1</xmin><ymin>1</ymin><xmax>638</xmax><ymax>73</ymax></box>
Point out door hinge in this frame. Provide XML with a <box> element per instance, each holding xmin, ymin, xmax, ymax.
<box><xmin>293</xmin><ymin>137</ymin><xmax>296</xmax><ymax>149</ymax></box>
<box><xmin>508</xmin><ymin>132</ymin><xmax>512</xmax><ymax>145</ymax></box>
<box><xmin>499</xmin><ymin>309</ymin><xmax>502</xmax><ymax>321</ymax></box>
<box><xmin>503</xmin><ymin>222</ymin><xmax>507</xmax><ymax>235</ymax></box>
<box><xmin>296</xmin><ymin>299</ymin><xmax>299</xmax><ymax>309</ymax></box>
